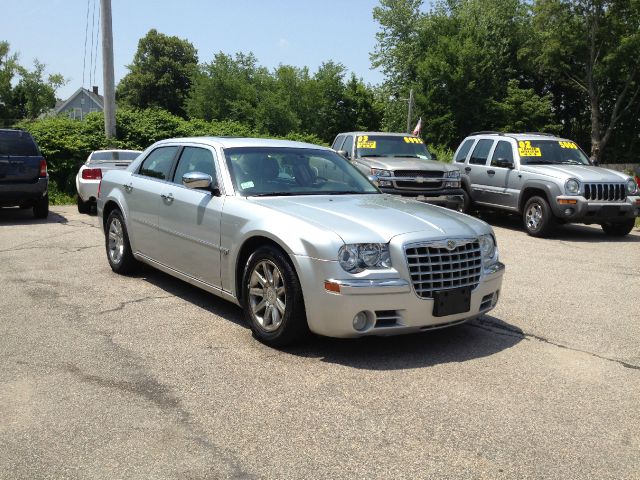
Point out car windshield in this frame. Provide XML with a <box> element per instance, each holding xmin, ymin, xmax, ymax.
<box><xmin>355</xmin><ymin>135</ymin><xmax>433</xmax><ymax>160</ymax></box>
<box><xmin>225</xmin><ymin>147</ymin><xmax>380</xmax><ymax>196</ymax></box>
<box><xmin>518</xmin><ymin>140</ymin><xmax>591</xmax><ymax>166</ymax></box>
<box><xmin>89</xmin><ymin>151</ymin><xmax>141</xmax><ymax>162</ymax></box>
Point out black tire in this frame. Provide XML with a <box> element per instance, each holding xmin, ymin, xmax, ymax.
<box><xmin>105</xmin><ymin>209</ymin><xmax>138</xmax><ymax>274</ymax></box>
<box><xmin>33</xmin><ymin>194</ymin><xmax>49</xmax><ymax>219</ymax></box>
<box><xmin>241</xmin><ymin>245</ymin><xmax>309</xmax><ymax>347</ymax></box>
<box><xmin>77</xmin><ymin>195</ymin><xmax>91</xmax><ymax>214</ymax></box>
<box><xmin>601</xmin><ymin>219</ymin><xmax>635</xmax><ymax>237</ymax></box>
<box><xmin>522</xmin><ymin>195</ymin><xmax>555</xmax><ymax>237</ymax></box>
<box><xmin>458</xmin><ymin>189</ymin><xmax>472</xmax><ymax>213</ymax></box>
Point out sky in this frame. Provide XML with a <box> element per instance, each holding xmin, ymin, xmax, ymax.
<box><xmin>3</xmin><ymin>0</ymin><xmax>396</xmax><ymax>100</ymax></box>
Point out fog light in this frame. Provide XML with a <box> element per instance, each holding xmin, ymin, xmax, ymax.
<box><xmin>564</xmin><ymin>208</ymin><xmax>574</xmax><ymax>216</ymax></box>
<box><xmin>379</xmin><ymin>180</ymin><xmax>392</xmax><ymax>187</ymax></box>
<box><xmin>353</xmin><ymin>311</ymin><xmax>369</xmax><ymax>331</ymax></box>
<box><xmin>491</xmin><ymin>291</ymin><xmax>499</xmax><ymax>307</ymax></box>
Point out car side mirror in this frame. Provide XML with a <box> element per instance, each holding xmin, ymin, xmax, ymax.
<box><xmin>183</xmin><ymin>171</ymin><xmax>219</xmax><ymax>194</ymax></box>
<box><xmin>337</xmin><ymin>150</ymin><xmax>350</xmax><ymax>159</ymax></box>
<box><xmin>592</xmin><ymin>159</ymin><xmax>600</xmax><ymax>166</ymax></box>
<box><xmin>495</xmin><ymin>158</ymin><xmax>514</xmax><ymax>169</ymax></box>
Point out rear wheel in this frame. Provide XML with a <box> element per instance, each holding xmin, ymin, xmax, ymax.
<box><xmin>105</xmin><ymin>210</ymin><xmax>137</xmax><ymax>274</ymax></box>
<box><xmin>601</xmin><ymin>219</ymin><xmax>635</xmax><ymax>237</ymax></box>
<box><xmin>33</xmin><ymin>194</ymin><xmax>49</xmax><ymax>219</ymax></box>
<box><xmin>242</xmin><ymin>245</ymin><xmax>309</xmax><ymax>347</ymax></box>
<box><xmin>523</xmin><ymin>196</ymin><xmax>555</xmax><ymax>237</ymax></box>
<box><xmin>77</xmin><ymin>195</ymin><xmax>91</xmax><ymax>214</ymax></box>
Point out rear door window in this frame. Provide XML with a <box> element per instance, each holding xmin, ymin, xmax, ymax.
<box><xmin>138</xmin><ymin>146</ymin><xmax>179</xmax><ymax>180</ymax></box>
<box><xmin>469</xmin><ymin>139</ymin><xmax>493</xmax><ymax>165</ymax></box>
<box><xmin>332</xmin><ymin>135</ymin><xmax>345</xmax><ymax>150</ymax></box>
<box><xmin>341</xmin><ymin>135</ymin><xmax>354</xmax><ymax>158</ymax></box>
<box><xmin>454</xmin><ymin>139</ymin><xmax>475</xmax><ymax>163</ymax></box>
<box><xmin>0</xmin><ymin>132</ymin><xmax>39</xmax><ymax>156</ymax></box>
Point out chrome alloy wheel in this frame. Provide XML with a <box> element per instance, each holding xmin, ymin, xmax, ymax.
<box><xmin>525</xmin><ymin>203</ymin><xmax>543</xmax><ymax>230</ymax></box>
<box><xmin>108</xmin><ymin>218</ymin><xmax>125</xmax><ymax>264</ymax></box>
<box><xmin>248</xmin><ymin>260</ymin><xmax>286</xmax><ymax>332</ymax></box>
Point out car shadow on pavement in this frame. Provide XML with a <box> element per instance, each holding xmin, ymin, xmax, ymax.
<box><xmin>475</xmin><ymin>209</ymin><xmax>640</xmax><ymax>242</ymax></box>
<box><xmin>0</xmin><ymin>207</ymin><xmax>68</xmax><ymax>226</ymax></box>
<box><xmin>284</xmin><ymin>315</ymin><xmax>523</xmax><ymax>370</ymax></box>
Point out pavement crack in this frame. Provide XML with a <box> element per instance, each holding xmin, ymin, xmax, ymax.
<box><xmin>472</xmin><ymin>317</ymin><xmax>640</xmax><ymax>371</ymax></box>
<box><xmin>99</xmin><ymin>294</ymin><xmax>174</xmax><ymax>314</ymax></box>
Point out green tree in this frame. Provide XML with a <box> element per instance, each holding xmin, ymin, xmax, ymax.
<box><xmin>531</xmin><ymin>0</ymin><xmax>640</xmax><ymax>162</ymax></box>
<box><xmin>0</xmin><ymin>41</ymin><xmax>19</xmax><ymax>125</ymax></box>
<box><xmin>117</xmin><ymin>29</ymin><xmax>198</xmax><ymax>117</ymax></box>
<box><xmin>12</xmin><ymin>60</ymin><xmax>65</xmax><ymax>119</ymax></box>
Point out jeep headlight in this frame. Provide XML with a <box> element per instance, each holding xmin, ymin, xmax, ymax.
<box><xmin>565</xmin><ymin>178</ymin><xmax>580</xmax><ymax>195</ymax></box>
<box><xmin>479</xmin><ymin>234</ymin><xmax>497</xmax><ymax>266</ymax></box>
<box><xmin>626</xmin><ymin>178</ymin><xmax>638</xmax><ymax>195</ymax></box>
<box><xmin>338</xmin><ymin>243</ymin><xmax>392</xmax><ymax>273</ymax></box>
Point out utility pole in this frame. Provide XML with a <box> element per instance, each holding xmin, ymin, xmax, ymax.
<box><xmin>406</xmin><ymin>88</ymin><xmax>414</xmax><ymax>134</ymax></box>
<box><xmin>101</xmin><ymin>0</ymin><xmax>116</xmax><ymax>140</ymax></box>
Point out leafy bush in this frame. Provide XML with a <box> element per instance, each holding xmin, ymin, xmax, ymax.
<box><xmin>429</xmin><ymin>144</ymin><xmax>454</xmax><ymax>164</ymax></box>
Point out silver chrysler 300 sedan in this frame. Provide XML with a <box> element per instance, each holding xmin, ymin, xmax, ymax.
<box><xmin>97</xmin><ymin>137</ymin><xmax>505</xmax><ymax>347</ymax></box>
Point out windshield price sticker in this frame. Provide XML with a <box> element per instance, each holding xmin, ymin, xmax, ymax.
<box><xmin>559</xmin><ymin>141</ymin><xmax>578</xmax><ymax>149</ymax></box>
<box><xmin>404</xmin><ymin>137</ymin><xmax>423</xmax><ymax>144</ymax></box>
<box><xmin>518</xmin><ymin>140</ymin><xmax>541</xmax><ymax>157</ymax></box>
<box><xmin>357</xmin><ymin>136</ymin><xmax>376</xmax><ymax>149</ymax></box>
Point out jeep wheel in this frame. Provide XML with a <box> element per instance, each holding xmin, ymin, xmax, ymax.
<box><xmin>601</xmin><ymin>219</ymin><xmax>635</xmax><ymax>237</ymax></box>
<box><xmin>523</xmin><ymin>196</ymin><xmax>555</xmax><ymax>237</ymax></box>
<box><xmin>33</xmin><ymin>194</ymin><xmax>49</xmax><ymax>219</ymax></box>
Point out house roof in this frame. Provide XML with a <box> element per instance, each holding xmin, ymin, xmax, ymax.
<box><xmin>54</xmin><ymin>87</ymin><xmax>104</xmax><ymax>113</ymax></box>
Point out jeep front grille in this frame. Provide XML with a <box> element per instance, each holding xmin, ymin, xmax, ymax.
<box><xmin>583</xmin><ymin>183</ymin><xmax>626</xmax><ymax>201</ymax></box>
<box><xmin>393</xmin><ymin>170</ymin><xmax>443</xmax><ymax>190</ymax></box>
<box><xmin>405</xmin><ymin>239</ymin><xmax>482</xmax><ymax>299</ymax></box>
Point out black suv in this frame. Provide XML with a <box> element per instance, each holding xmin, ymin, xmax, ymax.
<box><xmin>0</xmin><ymin>129</ymin><xmax>49</xmax><ymax>218</ymax></box>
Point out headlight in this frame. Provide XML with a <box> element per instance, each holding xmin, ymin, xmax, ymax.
<box><xmin>627</xmin><ymin>178</ymin><xmax>638</xmax><ymax>195</ymax></box>
<box><xmin>565</xmin><ymin>178</ymin><xmax>580</xmax><ymax>195</ymax></box>
<box><xmin>371</xmin><ymin>168</ymin><xmax>391</xmax><ymax>177</ymax></box>
<box><xmin>338</xmin><ymin>243</ymin><xmax>392</xmax><ymax>273</ymax></box>
<box><xmin>479</xmin><ymin>234</ymin><xmax>497</xmax><ymax>266</ymax></box>
<box><xmin>445</xmin><ymin>170</ymin><xmax>461</xmax><ymax>179</ymax></box>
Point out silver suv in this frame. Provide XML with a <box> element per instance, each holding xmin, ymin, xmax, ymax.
<box><xmin>454</xmin><ymin>132</ymin><xmax>639</xmax><ymax>237</ymax></box>
<box><xmin>332</xmin><ymin>132</ymin><xmax>464</xmax><ymax>210</ymax></box>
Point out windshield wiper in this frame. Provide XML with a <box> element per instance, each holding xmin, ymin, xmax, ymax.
<box><xmin>526</xmin><ymin>160</ymin><xmax>555</xmax><ymax>165</ymax></box>
<box><xmin>249</xmin><ymin>192</ymin><xmax>300</xmax><ymax>197</ymax></box>
<box><xmin>326</xmin><ymin>191</ymin><xmax>369</xmax><ymax>195</ymax></box>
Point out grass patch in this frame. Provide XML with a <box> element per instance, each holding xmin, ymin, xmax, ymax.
<box><xmin>48</xmin><ymin>181</ymin><xmax>75</xmax><ymax>206</ymax></box>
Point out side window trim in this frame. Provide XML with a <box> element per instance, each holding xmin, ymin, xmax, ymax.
<box><xmin>170</xmin><ymin>144</ymin><xmax>224</xmax><ymax>194</ymax></box>
<box><xmin>469</xmin><ymin>139</ymin><xmax>494</xmax><ymax>166</ymax></box>
<box><xmin>136</xmin><ymin>145</ymin><xmax>181</xmax><ymax>181</ymax></box>
<box><xmin>332</xmin><ymin>135</ymin><xmax>345</xmax><ymax>151</ymax></box>
<box><xmin>490</xmin><ymin>140</ymin><xmax>515</xmax><ymax>167</ymax></box>
<box><xmin>456</xmin><ymin>138</ymin><xmax>476</xmax><ymax>163</ymax></box>
<box><xmin>342</xmin><ymin>135</ymin><xmax>354</xmax><ymax>159</ymax></box>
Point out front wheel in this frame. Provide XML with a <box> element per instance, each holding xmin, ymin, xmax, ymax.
<box><xmin>523</xmin><ymin>195</ymin><xmax>555</xmax><ymax>237</ymax></box>
<box><xmin>105</xmin><ymin>210</ymin><xmax>138</xmax><ymax>274</ymax></box>
<box><xmin>458</xmin><ymin>189</ymin><xmax>472</xmax><ymax>213</ymax></box>
<box><xmin>242</xmin><ymin>246</ymin><xmax>309</xmax><ymax>347</ymax></box>
<box><xmin>601</xmin><ymin>219</ymin><xmax>635</xmax><ymax>237</ymax></box>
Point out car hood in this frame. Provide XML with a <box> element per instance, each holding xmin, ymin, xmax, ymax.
<box><xmin>360</xmin><ymin>156</ymin><xmax>455</xmax><ymax>172</ymax></box>
<box><xmin>250</xmin><ymin>194</ymin><xmax>489</xmax><ymax>244</ymax></box>
<box><xmin>520</xmin><ymin>164</ymin><xmax>628</xmax><ymax>182</ymax></box>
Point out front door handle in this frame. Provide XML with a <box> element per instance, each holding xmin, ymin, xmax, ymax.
<box><xmin>123</xmin><ymin>183</ymin><xmax>133</xmax><ymax>192</ymax></box>
<box><xmin>160</xmin><ymin>192</ymin><xmax>174</xmax><ymax>203</ymax></box>
<box><xmin>464</xmin><ymin>167</ymin><xmax>472</xmax><ymax>172</ymax></box>
<box><xmin>487</xmin><ymin>170</ymin><xmax>496</xmax><ymax>175</ymax></box>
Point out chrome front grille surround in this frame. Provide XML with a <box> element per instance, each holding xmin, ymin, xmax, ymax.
<box><xmin>405</xmin><ymin>239</ymin><xmax>482</xmax><ymax>299</ymax></box>
<box><xmin>583</xmin><ymin>183</ymin><xmax>626</xmax><ymax>201</ymax></box>
<box><xmin>392</xmin><ymin>170</ymin><xmax>444</xmax><ymax>190</ymax></box>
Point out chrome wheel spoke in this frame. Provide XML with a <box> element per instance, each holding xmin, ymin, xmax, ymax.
<box><xmin>252</xmin><ymin>298</ymin><xmax>266</xmax><ymax>315</ymax></box>
<box><xmin>249</xmin><ymin>287</ymin><xmax>264</xmax><ymax>297</ymax></box>
<box><xmin>247</xmin><ymin>259</ymin><xmax>287</xmax><ymax>332</ymax></box>
<box><xmin>275</xmin><ymin>298</ymin><xmax>286</xmax><ymax>315</ymax></box>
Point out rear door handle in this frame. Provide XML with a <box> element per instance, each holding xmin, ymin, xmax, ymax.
<box><xmin>464</xmin><ymin>167</ymin><xmax>471</xmax><ymax>172</ymax></box>
<box><xmin>160</xmin><ymin>192</ymin><xmax>174</xmax><ymax>203</ymax></box>
<box><xmin>123</xmin><ymin>183</ymin><xmax>133</xmax><ymax>192</ymax></box>
<box><xmin>487</xmin><ymin>170</ymin><xmax>496</xmax><ymax>175</ymax></box>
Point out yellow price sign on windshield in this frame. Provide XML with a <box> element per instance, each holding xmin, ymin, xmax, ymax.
<box><xmin>559</xmin><ymin>141</ymin><xmax>578</xmax><ymax>149</ymax></box>
<box><xmin>357</xmin><ymin>136</ymin><xmax>376</xmax><ymax>149</ymax></box>
<box><xmin>404</xmin><ymin>137</ymin><xmax>423</xmax><ymax>144</ymax></box>
<box><xmin>518</xmin><ymin>140</ymin><xmax>541</xmax><ymax>157</ymax></box>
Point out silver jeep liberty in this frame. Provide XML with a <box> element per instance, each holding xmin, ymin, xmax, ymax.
<box><xmin>454</xmin><ymin>132</ymin><xmax>639</xmax><ymax>237</ymax></box>
<box><xmin>332</xmin><ymin>132</ymin><xmax>464</xmax><ymax>210</ymax></box>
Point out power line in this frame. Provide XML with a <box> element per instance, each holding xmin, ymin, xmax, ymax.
<box><xmin>82</xmin><ymin>0</ymin><xmax>91</xmax><ymax>88</ymax></box>
<box><xmin>89</xmin><ymin>0</ymin><xmax>96</xmax><ymax>87</ymax></box>
<box><xmin>92</xmin><ymin>4</ymin><xmax>101</xmax><ymax>87</ymax></box>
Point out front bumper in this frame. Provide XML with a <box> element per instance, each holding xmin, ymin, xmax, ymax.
<box><xmin>0</xmin><ymin>178</ymin><xmax>48</xmax><ymax>206</ymax></box>
<box><xmin>553</xmin><ymin>195</ymin><xmax>640</xmax><ymax>223</ymax></box>
<box><xmin>292</xmin><ymin>254</ymin><xmax>505</xmax><ymax>338</ymax></box>
<box><xmin>378</xmin><ymin>187</ymin><xmax>465</xmax><ymax>209</ymax></box>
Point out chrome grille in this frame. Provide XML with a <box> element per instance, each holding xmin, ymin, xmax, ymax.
<box><xmin>405</xmin><ymin>239</ymin><xmax>482</xmax><ymax>299</ymax></box>
<box><xmin>583</xmin><ymin>183</ymin><xmax>626</xmax><ymax>201</ymax></box>
<box><xmin>394</xmin><ymin>170</ymin><xmax>443</xmax><ymax>178</ymax></box>
<box><xmin>392</xmin><ymin>170</ymin><xmax>444</xmax><ymax>190</ymax></box>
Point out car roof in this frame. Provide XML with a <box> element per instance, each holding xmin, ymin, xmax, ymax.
<box><xmin>466</xmin><ymin>132</ymin><xmax>574</xmax><ymax>142</ymax></box>
<box><xmin>338</xmin><ymin>131</ymin><xmax>416</xmax><ymax>138</ymax></box>
<box><xmin>152</xmin><ymin>136</ymin><xmax>332</xmax><ymax>151</ymax></box>
<box><xmin>91</xmin><ymin>149</ymin><xmax>142</xmax><ymax>153</ymax></box>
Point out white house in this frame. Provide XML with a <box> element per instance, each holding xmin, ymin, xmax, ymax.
<box><xmin>51</xmin><ymin>86</ymin><xmax>104</xmax><ymax>120</ymax></box>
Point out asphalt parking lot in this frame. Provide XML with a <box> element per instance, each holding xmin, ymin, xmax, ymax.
<box><xmin>1</xmin><ymin>205</ymin><xmax>639</xmax><ymax>479</ymax></box>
